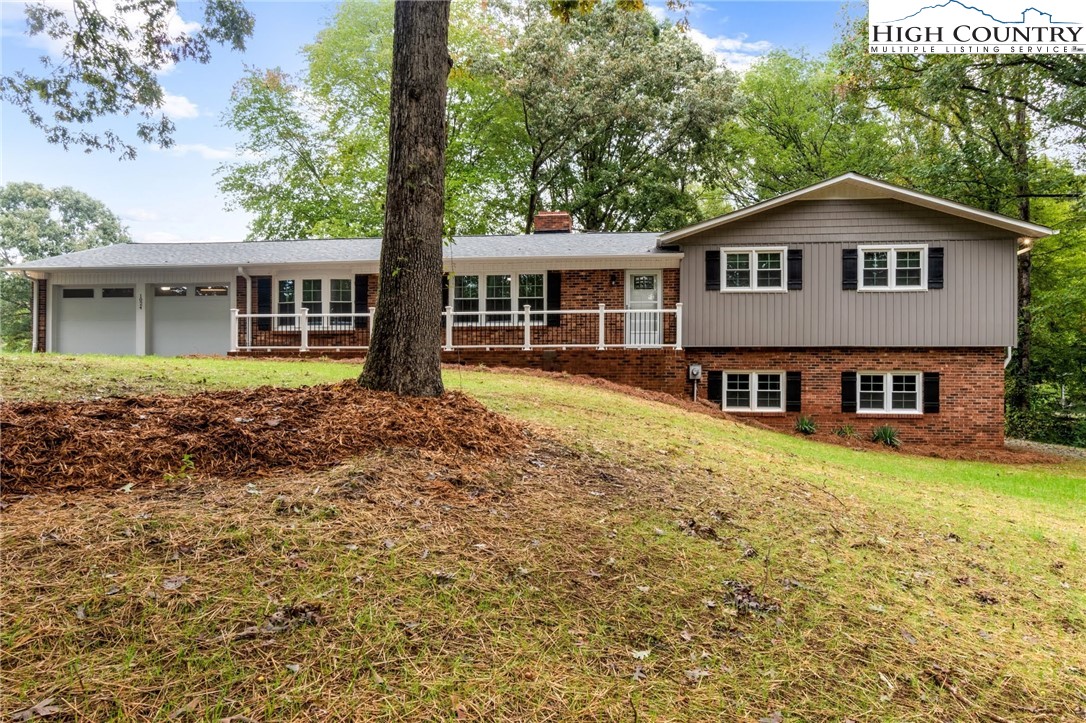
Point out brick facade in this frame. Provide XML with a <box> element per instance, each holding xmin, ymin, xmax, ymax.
<box><xmin>684</xmin><ymin>347</ymin><xmax>1006</xmax><ymax>447</ymax></box>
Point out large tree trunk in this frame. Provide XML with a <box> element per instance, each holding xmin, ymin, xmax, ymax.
<box><xmin>359</xmin><ymin>0</ymin><xmax>451</xmax><ymax>397</ymax></box>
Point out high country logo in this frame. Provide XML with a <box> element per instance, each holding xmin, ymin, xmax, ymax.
<box><xmin>868</xmin><ymin>0</ymin><xmax>1086</xmax><ymax>54</ymax></box>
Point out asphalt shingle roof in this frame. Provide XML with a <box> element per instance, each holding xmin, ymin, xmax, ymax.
<box><xmin>10</xmin><ymin>233</ymin><xmax>669</xmax><ymax>271</ymax></box>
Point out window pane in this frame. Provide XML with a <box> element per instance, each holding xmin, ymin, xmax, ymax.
<box><xmin>756</xmin><ymin>373</ymin><xmax>782</xmax><ymax>409</ymax></box>
<box><xmin>453</xmin><ymin>275</ymin><xmax>479</xmax><ymax>322</ymax></box>
<box><xmin>278</xmin><ymin>280</ymin><xmax>295</xmax><ymax>304</ymax></box>
<box><xmin>154</xmin><ymin>286</ymin><xmax>187</xmax><ymax>297</ymax></box>
<box><xmin>725</xmin><ymin>253</ymin><xmax>751</xmax><ymax>288</ymax></box>
<box><xmin>863</xmin><ymin>251</ymin><xmax>889</xmax><ymax>287</ymax></box>
<box><xmin>756</xmin><ymin>252</ymin><xmax>782</xmax><ymax>288</ymax></box>
<box><xmin>102</xmin><ymin>288</ymin><xmax>134</xmax><ymax>298</ymax></box>
<box><xmin>859</xmin><ymin>374</ymin><xmax>885</xmax><ymax>410</ymax></box>
<box><xmin>725</xmin><ymin>373</ymin><xmax>750</xmax><ymax>409</ymax></box>
<box><xmin>519</xmin><ymin>273</ymin><xmax>545</xmax><ymax>322</ymax></box>
<box><xmin>486</xmin><ymin>274</ymin><xmax>512</xmax><ymax>323</ymax></box>
<box><xmin>891</xmin><ymin>374</ymin><xmax>918</xmax><ymax>410</ymax></box>
<box><xmin>277</xmin><ymin>280</ymin><xmax>295</xmax><ymax>324</ymax></box>
<box><xmin>329</xmin><ymin>279</ymin><xmax>352</xmax><ymax>322</ymax></box>
<box><xmin>301</xmin><ymin>279</ymin><xmax>321</xmax><ymax>324</ymax></box>
<box><xmin>895</xmin><ymin>250</ymin><xmax>922</xmax><ymax>287</ymax></box>
<box><xmin>63</xmin><ymin>288</ymin><xmax>94</xmax><ymax>299</ymax></box>
<box><xmin>195</xmin><ymin>285</ymin><xmax>227</xmax><ymax>297</ymax></box>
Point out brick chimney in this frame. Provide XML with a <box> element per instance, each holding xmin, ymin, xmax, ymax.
<box><xmin>532</xmin><ymin>211</ymin><xmax>573</xmax><ymax>234</ymax></box>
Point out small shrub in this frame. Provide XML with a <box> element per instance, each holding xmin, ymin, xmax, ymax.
<box><xmin>163</xmin><ymin>453</ymin><xmax>196</xmax><ymax>482</ymax></box>
<box><xmin>833</xmin><ymin>424</ymin><xmax>856</xmax><ymax>438</ymax></box>
<box><xmin>871</xmin><ymin>425</ymin><xmax>901</xmax><ymax>448</ymax></box>
<box><xmin>794</xmin><ymin>415</ymin><xmax>817</xmax><ymax>435</ymax></box>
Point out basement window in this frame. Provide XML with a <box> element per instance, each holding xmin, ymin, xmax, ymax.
<box><xmin>858</xmin><ymin>372</ymin><xmax>921</xmax><ymax>413</ymax></box>
<box><xmin>724</xmin><ymin>371</ymin><xmax>783</xmax><ymax>412</ymax></box>
<box><xmin>102</xmin><ymin>288</ymin><xmax>134</xmax><ymax>298</ymax></box>
<box><xmin>62</xmin><ymin>288</ymin><xmax>94</xmax><ymax>299</ymax></box>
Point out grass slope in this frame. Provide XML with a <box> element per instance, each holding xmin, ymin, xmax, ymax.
<box><xmin>2</xmin><ymin>354</ymin><xmax>1084</xmax><ymax>721</ymax></box>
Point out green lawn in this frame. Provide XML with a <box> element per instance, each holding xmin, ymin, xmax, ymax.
<box><xmin>2</xmin><ymin>353</ymin><xmax>1084</xmax><ymax>721</ymax></box>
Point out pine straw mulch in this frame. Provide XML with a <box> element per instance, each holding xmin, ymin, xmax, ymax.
<box><xmin>0</xmin><ymin>382</ymin><xmax>527</xmax><ymax>494</ymax></box>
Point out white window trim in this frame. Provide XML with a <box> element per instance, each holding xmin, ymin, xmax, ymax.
<box><xmin>720</xmin><ymin>246</ymin><xmax>788</xmax><ymax>293</ymax></box>
<box><xmin>722</xmin><ymin>370</ymin><xmax>785</xmax><ymax>413</ymax></box>
<box><xmin>857</xmin><ymin>244</ymin><xmax>928</xmax><ymax>292</ymax></box>
<box><xmin>452</xmin><ymin>271</ymin><xmax>547</xmax><ymax>326</ymax></box>
<box><xmin>856</xmin><ymin>371</ymin><xmax>923</xmax><ymax>415</ymax></box>
<box><xmin>274</xmin><ymin>275</ymin><xmax>354</xmax><ymax>329</ymax></box>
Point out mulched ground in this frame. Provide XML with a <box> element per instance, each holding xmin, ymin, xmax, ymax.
<box><xmin>0</xmin><ymin>382</ymin><xmax>526</xmax><ymax>494</ymax></box>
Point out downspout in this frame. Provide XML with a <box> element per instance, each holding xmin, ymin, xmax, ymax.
<box><xmin>237</xmin><ymin>266</ymin><xmax>252</xmax><ymax>349</ymax></box>
<box><xmin>1003</xmin><ymin>346</ymin><xmax>1013</xmax><ymax>369</ymax></box>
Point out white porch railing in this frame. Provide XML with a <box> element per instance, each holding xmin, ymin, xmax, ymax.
<box><xmin>231</xmin><ymin>303</ymin><xmax>682</xmax><ymax>352</ymax></box>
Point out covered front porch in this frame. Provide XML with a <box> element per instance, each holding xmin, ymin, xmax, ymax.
<box><xmin>230</xmin><ymin>304</ymin><xmax>683</xmax><ymax>353</ymax></box>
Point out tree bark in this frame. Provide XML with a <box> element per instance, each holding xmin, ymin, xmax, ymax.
<box><xmin>359</xmin><ymin>0</ymin><xmax>451</xmax><ymax>397</ymax></box>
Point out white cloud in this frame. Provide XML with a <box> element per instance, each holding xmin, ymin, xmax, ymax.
<box><xmin>160</xmin><ymin>93</ymin><xmax>199</xmax><ymax>119</ymax></box>
<box><xmin>137</xmin><ymin>230</ymin><xmax>185</xmax><ymax>244</ymax></box>
<box><xmin>161</xmin><ymin>143</ymin><xmax>242</xmax><ymax>161</ymax></box>
<box><xmin>123</xmin><ymin>208</ymin><xmax>161</xmax><ymax>223</ymax></box>
<box><xmin>685</xmin><ymin>28</ymin><xmax>773</xmax><ymax>71</ymax></box>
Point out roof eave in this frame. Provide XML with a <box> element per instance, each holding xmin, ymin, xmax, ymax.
<box><xmin>657</xmin><ymin>173</ymin><xmax>1056</xmax><ymax>245</ymax></box>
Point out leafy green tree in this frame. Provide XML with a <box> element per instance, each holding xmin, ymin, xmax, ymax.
<box><xmin>835</xmin><ymin>30</ymin><xmax>1086</xmax><ymax>411</ymax></box>
<box><xmin>0</xmin><ymin>183</ymin><xmax>131</xmax><ymax>350</ymax></box>
<box><xmin>1</xmin><ymin>0</ymin><xmax>254</xmax><ymax>159</ymax></box>
<box><xmin>705</xmin><ymin>51</ymin><xmax>898</xmax><ymax>206</ymax></box>
<box><xmin>219</xmin><ymin>0</ymin><xmax>527</xmax><ymax>240</ymax></box>
<box><xmin>505</xmin><ymin>2</ymin><xmax>735</xmax><ymax>231</ymax></box>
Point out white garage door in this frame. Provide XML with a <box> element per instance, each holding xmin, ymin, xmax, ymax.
<box><xmin>151</xmin><ymin>283</ymin><xmax>231</xmax><ymax>356</ymax></box>
<box><xmin>56</xmin><ymin>286</ymin><xmax>138</xmax><ymax>355</ymax></box>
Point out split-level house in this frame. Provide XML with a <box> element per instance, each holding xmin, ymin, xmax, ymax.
<box><xmin>9</xmin><ymin>174</ymin><xmax>1053</xmax><ymax>447</ymax></box>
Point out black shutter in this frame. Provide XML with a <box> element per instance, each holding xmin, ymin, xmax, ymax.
<box><xmin>353</xmin><ymin>274</ymin><xmax>369</xmax><ymax>329</ymax></box>
<box><xmin>787</xmin><ymin>249</ymin><xmax>803</xmax><ymax>290</ymax></box>
<box><xmin>254</xmin><ymin>276</ymin><xmax>272</xmax><ymax>331</ymax></box>
<box><xmin>786</xmin><ymin>371</ymin><xmax>802</xmax><ymax>412</ymax></box>
<box><xmin>705</xmin><ymin>249</ymin><xmax>720</xmax><ymax>291</ymax></box>
<box><xmin>706</xmin><ymin>370</ymin><xmax>723</xmax><ymax>405</ymax></box>
<box><xmin>842</xmin><ymin>249</ymin><xmax>858</xmax><ymax>290</ymax></box>
<box><xmin>546</xmin><ymin>270</ymin><xmax>561</xmax><ymax>327</ymax></box>
<box><xmin>841</xmin><ymin>371</ymin><xmax>857</xmax><ymax>412</ymax></box>
<box><xmin>928</xmin><ymin>247</ymin><xmax>944</xmax><ymax>289</ymax></box>
<box><xmin>923</xmin><ymin>372</ymin><xmax>940</xmax><ymax>413</ymax></box>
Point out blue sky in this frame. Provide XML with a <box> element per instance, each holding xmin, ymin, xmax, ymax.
<box><xmin>0</xmin><ymin>1</ymin><xmax>855</xmax><ymax>244</ymax></box>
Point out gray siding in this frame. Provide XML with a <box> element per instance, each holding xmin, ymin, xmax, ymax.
<box><xmin>679</xmin><ymin>199</ymin><xmax>1018</xmax><ymax>347</ymax></box>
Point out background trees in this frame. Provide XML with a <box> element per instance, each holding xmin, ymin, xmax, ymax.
<box><xmin>0</xmin><ymin>184</ymin><xmax>131</xmax><ymax>351</ymax></box>
<box><xmin>1</xmin><ymin>0</ymin><xmax>254</xmax><ymax>159</ymax></box>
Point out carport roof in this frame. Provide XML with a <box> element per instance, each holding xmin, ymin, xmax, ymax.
<box><xmin>8</xmin><ymin>233</ymin><xmax>671</xmax><ymax>271</ymax></box>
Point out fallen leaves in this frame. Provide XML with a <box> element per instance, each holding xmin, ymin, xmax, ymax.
<box><xmin>10</xmin><ymin>698</ymin><xmax>60</xmax><ymax>721</ymax></box>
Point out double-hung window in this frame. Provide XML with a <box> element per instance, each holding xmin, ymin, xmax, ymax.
<box><xmin>722</xmin><ymin>247</ymin><xmax>786</xmax><ymax>291</ymax></box>
<box><xmin>452</xmin><ymin>272</ymin><xmax>546</xmax><ymax>324</ymax></box>
<box><xmin>858</xmin><ymin>372</ymin><xmax>921</xmax><ymax>413</ymax></box>
<box><xmin>724</xmin><ymin>372</ymin><xmax>783</xmax><ymax>412</ymax></box>
<box><xmin>858</xmin><ymin>245</ymin><xmax>926</xmax><ymax>290</ymax></box>
<box><xmin>277</xmin><ymin>277</ymin><xmax>353</xmax><ymax>327</ymax></box>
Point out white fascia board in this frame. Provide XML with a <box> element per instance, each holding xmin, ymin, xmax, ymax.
<box><xmin>658</xmin><ymin>173</ymin><xmax>1056</xmax><ymax>244</ymax></box>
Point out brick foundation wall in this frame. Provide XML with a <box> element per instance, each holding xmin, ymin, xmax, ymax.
<box><xmin>685</xmin><ymin>347</ymin><xmax>1006</xmax><ymax>447</ymax></box>
<box><xmin>34</xmin><ymin>279</ymin><xmax>47</xmax><ymax>353</ymax></box>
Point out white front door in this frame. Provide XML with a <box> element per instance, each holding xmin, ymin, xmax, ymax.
<box><xmin>625</xmin><ymin>271</ymin><xmax>662</xmax><ymax>346</ymax></box>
